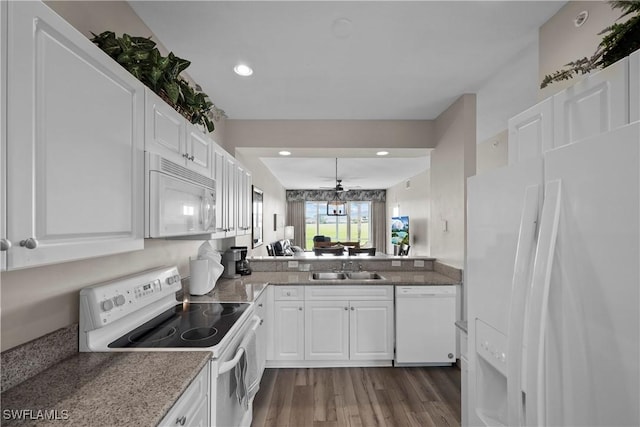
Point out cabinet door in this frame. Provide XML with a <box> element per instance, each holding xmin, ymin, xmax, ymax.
<box><xmin>508</xmin><ymin>98</ymin><xmax>553</xmax><ymax>165</ymax></box>
<box><xmin>186</xmin><ymin>124</ymin><xmax>212</xmax><ymax>177</ymax></box>
<box><xmin>349</xmin><ymin>300</ymin><xmax>394</xmax><ymax>360</ymax></box>
<box><xmin>273</xmin><ymin>300</ymin><xmax>304</xmax><ymax>360</ymax></box>
<box><xmin>305</xmin><ymin>300</ymin><xmax>349</xmax><ymax>361</ymax></box>
<box><xmin>631</xmin><ymin>49</ymin><xmax>639</xmax><ymax>124</ymax></box>
<box><xmin>235</xmin><ymin>164</ymin><xmax>251</xmax><ymax>236</ymax></box>
<box><xmin>6</xmin><ymin>1</ymin><xmax>144</xmax><ymax>269</ymax></box>
<box><xmin>0</xmin><ymin>0</ymin><xmax>7</xmax><ymax>271</ymax></box>
<box><xmin>224</xmin><ymin>156</ymin><xmax>236</xmax><ymax>237</ymax></box>
<box><xmin>553</xmin><ymin>56</ymin><xmax>629</xmax><ymax>147</ymax></box>
<box><xmin>211</xmin><ymin>147</ymin><xmax>227</xmax><ymax>238</ymax></box>
<box><xmin>145</xmin><ymin>88</ymin><xmax>186</xmax><ymax>164</ymax></box>
<box><xmin>255</xmin><ymin>291</ymin><xmax>268</xmax><ymax>377</ymax></box>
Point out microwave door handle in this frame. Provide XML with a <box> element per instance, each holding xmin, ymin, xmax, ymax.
<box><xmin>206</xmin><ymin>191</ymin><xmax>215</xmax><ymax>231</ymax></box>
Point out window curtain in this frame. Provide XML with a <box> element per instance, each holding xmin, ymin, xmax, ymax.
<box><xmin>286</xmin><ymin>200</ymin><xmax>305</xmax><ymax>247</ymax></box>
<box><xmin>371</xmin><ymin>201</ymin><xmax>387</xmax><ymax>252</ymax></box>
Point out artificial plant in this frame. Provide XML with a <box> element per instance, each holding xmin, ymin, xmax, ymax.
<box><xmin>541</xmin><ymin>1</ymin><xmax>640</xmax><ymax>88</ymax></box>
<box><xmin>91</xmin><ymin>31</ymin><xmax>222</xmax><ymax>132</ymax></box>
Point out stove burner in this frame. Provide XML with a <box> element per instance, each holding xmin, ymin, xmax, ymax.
<box><xmin>128</xmin><ymin>327</ymin><xmax>176</xmax><ymax>344</ymax></box>
<box><xmin>221</xmin><ymin>304</ymin><xmax>241</xmax><ymax>316</ymax></box>
<box><xmin>181</xmin><ymin>327</ymin><xmax>218</xmax><ymax>341</ymax></box>
<box><xmin>173</xmin><ymin>303</ymin><xmax>203</xmax><ymax>314</ymax></box>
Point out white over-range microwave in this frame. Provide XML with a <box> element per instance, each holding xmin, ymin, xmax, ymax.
<box><xmin>145</xmin><ymin>152</ymin><xmax>216</xmax><ymax>238</ymax></box>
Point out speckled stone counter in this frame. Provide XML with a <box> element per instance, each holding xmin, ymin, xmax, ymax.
<box><xmin>187</xmin><ymin>270</ymin><xmax>459</xmax><ymax>303</ymax></box>
<box><xmin>1</xmin><ymin>351</ymin><xmax>210</xmax><ymax>426</ymax></box>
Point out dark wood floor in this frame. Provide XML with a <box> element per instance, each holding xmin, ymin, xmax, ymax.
<box><xmin>251</xmin><ymin>366</ymin><xmax>461</xmax><ymax>427</ymax></box>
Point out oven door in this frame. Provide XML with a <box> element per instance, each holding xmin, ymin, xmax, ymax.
<box><xmin>148</xmin><ymin>170</ymin><xmax>215</xmax><ymax>238</ymax></box>
<box><xmin>213</xmin><ymin>314</ymin><xmax>261</xmax><ymax>427</ymax></box>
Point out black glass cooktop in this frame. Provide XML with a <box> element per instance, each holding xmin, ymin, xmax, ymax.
<box><xmin>108</xmin><ymin>302</ymin><xmax>250</xmax><ymax>349</ymax></box>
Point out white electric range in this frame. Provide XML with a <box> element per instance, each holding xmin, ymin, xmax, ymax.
<box><xmin>79</xmin><ymin>266</ymin><xmax>260</xmax><ymax>426</ymax></box>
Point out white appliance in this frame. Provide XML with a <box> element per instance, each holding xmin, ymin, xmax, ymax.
<box><xmin>467</xmin><ymin>122</ymin><xmax>640</xmax><ymax>426</ymax></box>
<box><xmin>79</xmin><ymin>266</ymin><xmax>262</xmax><ymax>427</ymax></box>
<box><xmin>395</xmin><ymin>285</ymin><xmax>456</xmax><ymax>365</ymax></box>
<box><xmin>145</xmin><ymin>152</ymin><xmax>216</xmax><ymax>238</ymax></box>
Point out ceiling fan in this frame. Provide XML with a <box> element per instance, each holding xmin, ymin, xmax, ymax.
<box><xmin>319</xmin><ymin>158</ymin><xmax>358</xmax><ymax>192</ymax></box>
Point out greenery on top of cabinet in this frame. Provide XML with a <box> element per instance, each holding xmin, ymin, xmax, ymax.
<box><xmin>91</xmin><ymin>31</ymin><xmax>224</xmax><ymax>132</ymax></box>
<box><xmin>541</xmin><ymin>1</ymin><xmax>640</xmax><ymax>88</ymax></box>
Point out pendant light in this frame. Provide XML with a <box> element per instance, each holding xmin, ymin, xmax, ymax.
<box><xmin>326</xmin><ymin>158</ymin><xmax>347</xmax><ymax>216</ymax></box>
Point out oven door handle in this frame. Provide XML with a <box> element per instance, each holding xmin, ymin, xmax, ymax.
<box><xmin>218</xmin><ymin>315</ymin><xmax>261</xmax><ymax>375</ymax></box>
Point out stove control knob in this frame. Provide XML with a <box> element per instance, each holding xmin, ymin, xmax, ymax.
<box><xmin>114</xmin><ymin>294</ymin><xmax>126</xmax><ymax>306</ymax></box>
<box><xmin>101</xmin><ymin>299</ymin><xmax>114</xmax><ymax>312</ymax></box>
<box><xmin>166</xmin><ymin>276</ymin><xmax>174</xmax><ymax>285</ymax></box>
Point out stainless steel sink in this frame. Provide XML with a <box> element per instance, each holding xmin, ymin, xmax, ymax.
<box><xmin>309</xmin><ymin>271</ymin><xmax>385</xmax><ymax>281</ymax></box>
<box><xmin>345</xmin><ymin>271</ymin><xmax>385</xmax><ymax>280</ymax></box>
<box><xmin>310</xmin><ymin>272</ymin><xmax>347</xmax><ymax>280</ymax></box>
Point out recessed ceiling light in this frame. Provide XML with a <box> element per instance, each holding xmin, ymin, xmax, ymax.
<box><xmin>279</xmin><ymin>150</ymin><xmax>291</xmax><ymax>156</ymax></box>
<box><xmin>233</xmin><ymin>64</ymin><xmax>253</xmax><ymax>77</ymax></box>
<box><xmin>376</xmin><ymin>151</ymin><xmax>389</xmax><ymax>156</ymax></box>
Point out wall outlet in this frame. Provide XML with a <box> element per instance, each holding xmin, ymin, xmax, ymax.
<box><xmin>414</xmin><ymin>260</ymin><xmax>425</xmax><ymax>268</ymax></box>
<box><xmin>288</xmin><ymin>261</ymin><xmax>299</xmax><ymax>269</ymax></box>
<box><xmin>392</xmin><ymin>260</ymin><xmax>402</xmax><ymax>267</ymax></box>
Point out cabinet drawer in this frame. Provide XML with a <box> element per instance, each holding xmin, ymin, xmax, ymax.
<box><xmin>305</xmin><ymin>285</ymin><xmax>393</xmax><ymax>301</ymax></box>
<box><xmin>274</xmin><ymin>286</ymin><xmax>304</xmax><ymax>300</ymax></box>
<box><xmin>159</xmin><ymin>363</ymin><xmax>209</xmax><ymax>426</ymax></box>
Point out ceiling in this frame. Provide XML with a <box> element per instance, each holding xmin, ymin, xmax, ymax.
<box><xmin>130</xmin><ymin>1</ymin><xmax>565</xmax><ymax>189</ymax></box>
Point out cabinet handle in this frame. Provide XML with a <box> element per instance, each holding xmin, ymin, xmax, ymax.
<box><xmin>19</xmin><ymin>238</ymin><xmax>38</xmax><ymax>249</ymax></box>
<box><xmin>298</xmin><ymin>307</ymin><xmax>303</xmax><ymax>311</ymax></box>
<box><xmin>182</xmin><ymin>153</ymin><xmax>189</xmax><ymax>159</ymax></box>
<box><xmin>350</xmin><ymin>307</ymin><xmax>355</xmax><ymax>311</ymax></box>
<box><xmin>259</xmin><ymin>319</ymin><xmax>264</xmax><ymax>325</ymax></box>
<box><xmin>344</xmin><ymin>307</ymin><xmax>348</xmax><ymax>311</ymax></box>
<box><xmin>176</xmin><ymin>416</ymin><xmax>186</xmax><ymax>426</ymax></box>
<box><xmin>258</xmin><ymin>303</ymin><xmax>263</xmax><ymax>307</ymax></box>
<box><xmin>189</xmin><ymin>155</ymin><xmax>195</xmax><ymax>161</ymax></box>
<box><xmin>0</xmin><ymin>239</ymin><xmax>11</xmax><ymax>251</ymax></box>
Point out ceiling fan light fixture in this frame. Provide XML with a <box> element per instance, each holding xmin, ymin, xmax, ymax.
<box><xmin>327</xmin><ymin>199</ymin><xmax>347</xmax><ymax>216</ymax></box>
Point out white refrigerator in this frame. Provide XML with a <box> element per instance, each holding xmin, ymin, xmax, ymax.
<box><xmin>467</xmin><ymin>122</ymin><xmax>639</xmax><ymax>426</ymax></box>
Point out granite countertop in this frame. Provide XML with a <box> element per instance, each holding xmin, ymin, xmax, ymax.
<box><xmin>1</xmin><ymin>351</ymin><xmax>210</xmax><ymax>426</ymax></box>
<box><xmin>188</xmin><ymin>270</ymin><xmax>459</xmax><ymax>303</ymax></box>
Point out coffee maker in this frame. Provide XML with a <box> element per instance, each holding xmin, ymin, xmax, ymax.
<box><xmin>231</xmin><ymin>246</ymin><xmax>251</xmax><ymax>276</ymax></box>
<box><xmin>222</xmin><ymin>246</ymin><xmax>251</xmax><ymax>278</ymax></box>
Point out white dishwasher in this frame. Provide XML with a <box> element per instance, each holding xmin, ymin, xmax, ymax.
<box><xmin>395</xmin><ymin>285</ymin><xmax>457</xmax><ymax>365</ymax></box>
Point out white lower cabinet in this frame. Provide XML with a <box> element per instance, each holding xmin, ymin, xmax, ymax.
<box><xmin>273</xmin><ymin>300</ymin><xmax>305</xmax><ymax>361</ymax></box>
<box><xmin>349</xmin><ymin>300</ymin><xmax>394</xmax><ymax>360</ymax></box>
<box><xmin>159</xmin><ymin>363</ymin><xmax>210</xmax><ymax>427</ymax></box>
<box><xmin>270</xmin><ymin>285</ymin><xmax>394</xmax><ymax>365</ymax></box>
<box><xmin>305</xmin><ymin>300</ymin><xmax>350</xmax><ymax>360</ymax></box>
<box><xmin>254</xmin><ymin>289</ymin><xmax>268</xmax><ymax>377</ymax></box>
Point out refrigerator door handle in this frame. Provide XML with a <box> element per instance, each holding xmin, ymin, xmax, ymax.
<box><xmin>524</xmin><ymin>180</ymin><xmax>562</xmax><ymax>427</ymax></box>
<box><xmin>506</xmin><ymin>184</ymin><xmax>541</xmax><ymax>427</ymax></box>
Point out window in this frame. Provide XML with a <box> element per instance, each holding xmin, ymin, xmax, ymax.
<box><xmin>304</xmin><ymin>201</ymin><xmax>371</xmax><ymax>249</ymax></box>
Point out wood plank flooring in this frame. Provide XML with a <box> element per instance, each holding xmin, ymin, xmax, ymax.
<box><xmin>251</xmin><ymin>367</ymin><xmax>461</xmax><ymax>427</ymax></box>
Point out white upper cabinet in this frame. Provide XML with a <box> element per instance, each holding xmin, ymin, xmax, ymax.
<box><xmin>186</xmin><ymin>124</ymin><xmax>212</xmax><ymax>176</ymax></box>
<box><xmin>235</xmin><ymin>163</ymin><xmax>252</xmax><ymax>236</ymax></box>
<box><xmin>145</xmin><ymin>88</ymin><xmax>212</xmax><ymax>177</ymax></box>
<box><xmin>5</xmin><ymin>1</ymin><xmax>144</xmax><ymax>269</ymax></box>
<box><xmin>553</xmin><ymin>56</ymin><xmax>629</xmax><ymax>147</ymax></box>
<box><xmin>211</xmin><ymin>145</ymin><xmax>237</xmax><ymax>238</ymax></box>
<box><xmin>630</xmin><ymin>49</ymin><xmax>639</xmax><ymax>124</ymax></box>
<box><xmin>508</xmin><ymin>98</ymin><xmax>554</xmax><ymax>165</ymax></box>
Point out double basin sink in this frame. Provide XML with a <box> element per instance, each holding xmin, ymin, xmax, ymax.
<box><xmin>310</xmin><ymin>271</ymin><xmax>385</xmax><ymax>281</ymax></box>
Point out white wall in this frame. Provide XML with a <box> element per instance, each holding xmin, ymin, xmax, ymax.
<box><xmin>386</xmin><ymin>169</ymin><xmax>430</xmax><ymax>256</ymax></box>
<box><xmin>0</xmin><ymin>1</ymin><xmax>235</xmax><ymax>351</ymax></box>
<box><xmin>429</xmin><ymin>94</ymin><xmax>476</xmax><ymax>268</ymax></box>
<box><xmin>476</xmin><ymin>130</ymin><xmax>508</xmax><ymax>175</ymax></box>
<box><xmin>234</xmin><ymin>151</ymin><xmax>287</xmax><ymax>257</ymax></box>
